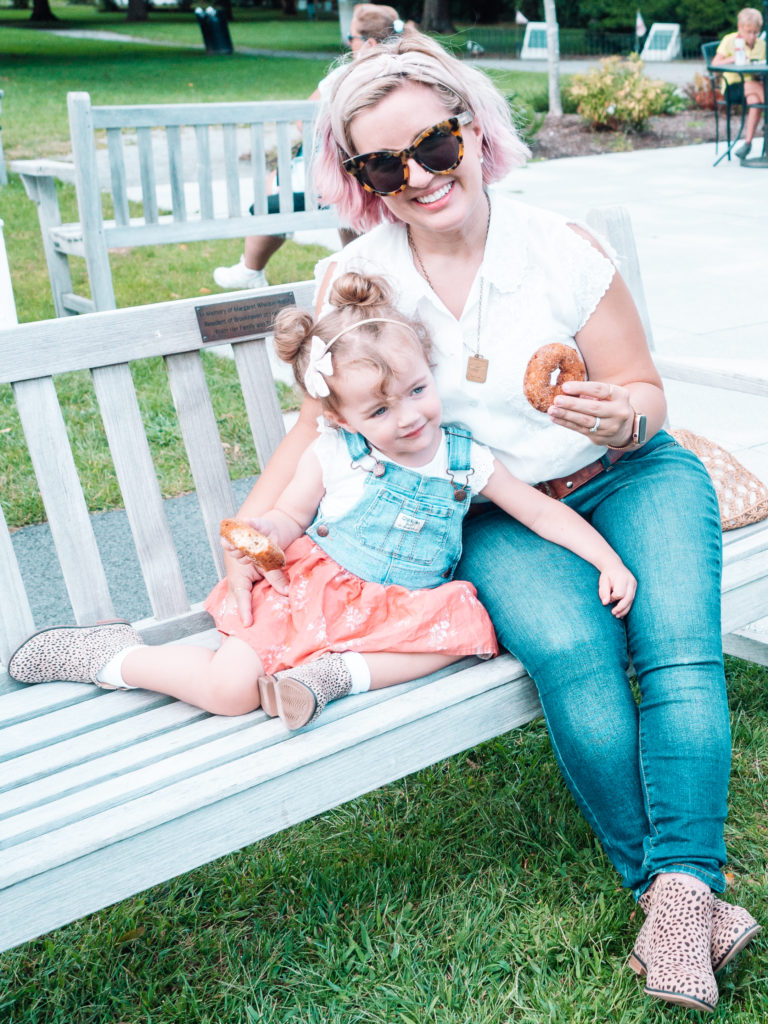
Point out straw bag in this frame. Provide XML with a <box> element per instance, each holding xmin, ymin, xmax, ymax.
<box><xmin>672</xmin><ymin>429</ymin><xmax>768</xmax><ymax>531</ymax></box>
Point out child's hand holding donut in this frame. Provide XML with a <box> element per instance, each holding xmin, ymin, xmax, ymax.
<box><xmin>221</xmin><ymin>518</ymin><xmax>290</xmax><ymax>602</ymax></box>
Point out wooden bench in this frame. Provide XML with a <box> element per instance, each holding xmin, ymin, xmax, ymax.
<box><xmin>11</xmin><ymin>92</ymin><xmax>338</xmax><ymax>317</ymax></box>
<box><xmin>1</xmin><ymin>206</ymin><xmax>767</xmax><ymax>954</ymax></box>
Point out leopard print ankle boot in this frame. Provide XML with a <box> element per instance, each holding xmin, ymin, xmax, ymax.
<box><xmin>258</xmin><ymin>653</ymin><xmax>352</xmax><ymax>730</ymax></box>
<box><xmin>633</xmin><ymin>877</ymin><xmax>761</xmax><ymax>974</ymax></box>
<box><xmin>629</xmin><ymin>874</ymin><xmax>717</xmax><ymax>1012</ymax></box>
<box><xmin>8</xmin><ymin>621</ymin><xmax>144</xmax><ymax>687</ymax></box>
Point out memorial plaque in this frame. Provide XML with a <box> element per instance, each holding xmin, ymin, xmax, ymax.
<box><xmin>195</xmin><ymin>292</ymin><xmax>296</xmax><ymax>343</ymax></box>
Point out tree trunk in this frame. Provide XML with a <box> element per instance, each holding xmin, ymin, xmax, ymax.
<box><xmin>126</xmin><ymin>0</ymin><xmax>148</xmax><ymax>22</ymax></box>
<box><xmin>543</xmin><ymin>0</ymin><xmax>562</xmax><ymax>116</ymax></box>
<box><xmin>420</xmin><ymin>0</ymin><xmax>455</xmax><ymax>34</ymax></box>
<box><xmin>30</xmin><ymin>0</ymin><xmax>56</xmax><ymax>21</ymax></box>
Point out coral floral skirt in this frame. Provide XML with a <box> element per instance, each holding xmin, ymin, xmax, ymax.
<box><xmin>204</xmin><ymin>535</ymin><xmax>498</xmax><ymax>674</ymax></box>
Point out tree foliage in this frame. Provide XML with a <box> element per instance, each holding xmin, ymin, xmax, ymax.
<box><xmin>574</xmin><ymin>0</ymin><xmax>742</xmax><ymax>36</ymax></box>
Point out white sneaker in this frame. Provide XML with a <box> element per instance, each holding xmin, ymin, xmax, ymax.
<box><xmin>213</xmin><ymin>256</ymin><xmax>268</xmax><ymax>290</ymax></box>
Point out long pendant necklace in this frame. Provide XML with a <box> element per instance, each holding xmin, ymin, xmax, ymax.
<box><xmin>407</xmin><ymin>198</ymin><xmax>491</xmax><ymax>384</ymax></box>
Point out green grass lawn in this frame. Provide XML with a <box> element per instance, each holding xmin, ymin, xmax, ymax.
<box><xmin>0</xmin><ymin>18</ymin><xmax>766</xmax><ymax>1022</ymax></box>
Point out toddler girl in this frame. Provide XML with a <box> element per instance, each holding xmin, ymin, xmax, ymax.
<box><xmin>9</xmin><ymin>273</ymin><xmax>636</xmax><ymax>729</ymax></box>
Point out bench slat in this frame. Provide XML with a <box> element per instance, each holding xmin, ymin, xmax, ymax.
<box><xmin>166</xmin><ymin>124</ymin><xmax>187</xmax><ymax>222</ymax></box>
<box><xmin>232</xmin><ymin>338</ymin><xmax>287</xmax><ymax>468</ymax></box>
<box><xmin>136</xmin><ymin>125</ymin><xmax>158</xmax><ymax>224</ymax></box>
<box><xmin>92</xmin><ymin>362</ymin><xmax>191</xmax><ymax>619</ymax></box>
<box><xmin>194</xmin><ymin>123</ymin><xmax>214</xmax><ymax>221</ymax></box>
<box><xmin>249</xmin><ymin>122</ymin><xmax>268</xmax><ymax>214</ymax></box>
<box><xmin>13</xmin><ymin>377</ymin><xmax>116</xmax><ymax>626</ymax></box>
<box><xmin>0</xmin><ymin>504</ymin><xmax>36</xmax><ymax>666</ymax></box>
<box><xmin>165</xmin><ymin>351</ymin><xmax>236</xmax><ymax>574</ymax></box>
<box><xmin>222</xmin><ymin>122</ymin><xmax>241</xmax><ymax>217</ymax></box>
<box><xmin>106</xmin><ymin>127</ymin><xmax>130</xmax><ymax>226</ymax></box>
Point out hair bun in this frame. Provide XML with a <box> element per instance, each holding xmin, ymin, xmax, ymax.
<box><xmin>330</xmin><ymin>271</ymin><xmax>392</xmax><ymax>309</ymax></box>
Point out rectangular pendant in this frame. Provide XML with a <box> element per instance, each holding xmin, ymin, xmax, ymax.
<box><xmin>466</xmin><ymin>355</ymin><xmax>489</xmax><ymax>383</ymax></box>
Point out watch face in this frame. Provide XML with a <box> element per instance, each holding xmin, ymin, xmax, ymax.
<box><xmin>636</xmin><ymin>414</ymin><xmax>647</xmax><ymax>444</ymax></box>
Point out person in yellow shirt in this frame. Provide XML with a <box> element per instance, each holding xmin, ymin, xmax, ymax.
<box><xmin>712</xmin><ymin>7</ymin><xmax>766</xmax><ymax>160</ymax></box>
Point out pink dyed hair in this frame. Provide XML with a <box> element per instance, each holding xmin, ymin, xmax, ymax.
<box><xmin>312</xmin><ymin>35</ymin><xmax>529</xmax><ymax>232</ymax></box>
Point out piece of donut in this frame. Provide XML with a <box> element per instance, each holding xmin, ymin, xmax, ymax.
<box><xmin>523</xmin><ymin>342</ymin><xmax>586</xmax><ymax>413</ymax></box>
<box><xmin>220</xmin><ymin>519</ymin><xmax>286</xmax><ymax>572</ymax></box>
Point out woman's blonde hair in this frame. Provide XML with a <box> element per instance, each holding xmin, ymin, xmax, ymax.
<box><xmin>312</xmin><ymin>34</ymin><xmax>529</xmax><ymax>232</ymax></box>
<box><xmin>272</xmin><ymin>272</ymin><xmax>432</xmax><ymax>415</ymax></box>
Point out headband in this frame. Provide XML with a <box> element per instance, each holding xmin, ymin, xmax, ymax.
<box><xmin>304</xmin><ymin>317</ymin><xmax>417</xmax><ymax>399</ymax></box>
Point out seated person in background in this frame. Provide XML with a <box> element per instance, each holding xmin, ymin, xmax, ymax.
<box><xmin>712</xmin><ymin>7</ymin><xmax>766</xmax><ymax>160</ymax></box>
<box><xmin>213</xmin><ymin>4</ymin><xmax>411</xmax><ymax>291</ymax></box>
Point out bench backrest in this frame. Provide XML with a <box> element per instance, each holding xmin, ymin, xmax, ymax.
<box><xmin>0</xmin><ymin>280</ymin><xmax>315</xmax><ymax>665</ymax></box>
<box><xmin>68</xmin><ymin>92</ymin><xmax>337</xmax><ymax>248</ymax></box>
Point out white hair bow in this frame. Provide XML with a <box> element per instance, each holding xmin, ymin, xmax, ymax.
<box><xmin>304</xmin><ymin>335</ymin><xmax>334</xmax><ymax>398</ymax></box>
<box><xmin>392</xmin><ymin>18</ymin><xmax>404</xmax><ymax>32</ymax></box>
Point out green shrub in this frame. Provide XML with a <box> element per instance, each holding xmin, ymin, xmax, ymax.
<box><xmin>567</xmin><ymin>55</ymin><xmax>673</xmax><ymax>131</ymax></box>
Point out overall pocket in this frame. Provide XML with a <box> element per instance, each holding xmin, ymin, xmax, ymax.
<box><xmin>355</xmin><ymin>490</ymin><xmax>455</xmax><ymax>568</ymax></box>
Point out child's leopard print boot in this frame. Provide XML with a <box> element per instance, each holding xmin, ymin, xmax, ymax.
<box><xmin>629</xmin><ymin>874</ymin><xmax>718</xmax><ymax>1012</ymax></box>
<box><xmin>8</xmin><ymin>621</ymin><xmax>145</xmax><ymax>688</ymax></box>
<box><xmin>258</xmin><ymin>653</ymin><xmax>352</xmax><ymax>729</ymax></box>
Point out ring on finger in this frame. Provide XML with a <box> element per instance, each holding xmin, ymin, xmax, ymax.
<box><xmin>589</xmin><ymin>416</ymin><xmax>601</xmax><ymax>434</ymax></box>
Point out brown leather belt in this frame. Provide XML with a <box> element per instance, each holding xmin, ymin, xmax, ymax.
<box><xmin>535</xmin><ymin>449</ymin><xmax>625</xmax><ymax>500</ymax></box>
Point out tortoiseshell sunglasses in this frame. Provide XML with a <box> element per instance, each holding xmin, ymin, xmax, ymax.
<box><xmin>342</xmin><ymin>111</ymin><xmax>474</xmax><ymax>196</ymax></box>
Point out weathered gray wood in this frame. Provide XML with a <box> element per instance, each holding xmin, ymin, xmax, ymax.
<box><xmin>586</xmin><ymin>205</ymin><xmax>655</xmax><ymax>349</ymax></box>
<box><xmin>12</xmin><ymin>377</ymin><xmax>115</xmax><ymax>629</ymax></box>
<box><xmin>106</xmin><ymin>127</ymin><xmax>130</xmax><ymax>227</ymax></box>
<box><xmin>91</xmin><ymin>362</ymin><xmax>191</xmax><ymax>620</ymax></box>
<box><xmin>16</xmin><ymin>92</ymin><xmax>339</xmax><ymax>316</ymax></box>
<box><xmin>69</xmin><ymin>91</ymin><xmax>117</xmax><ymax>313</ymax></box>
<box><xmin>0</xmin><ymin>502</ymin><xmax>35</xmax><ymax>666</ymax></box>
<box><xmin>165</xmin><ymin>350</ymin><xmax>237</xmax><ymax>574</ymax></box>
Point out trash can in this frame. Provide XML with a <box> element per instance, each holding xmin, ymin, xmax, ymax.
<box><xmin>194</xmin><ymin>7</ymin><xmax>233</xmax><ymax>55</ymax></box>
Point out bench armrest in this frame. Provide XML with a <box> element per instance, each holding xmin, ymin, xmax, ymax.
<box><xmin>654</xmin><ymin>355</ymin><xmax>768</xmax><ymax>398</ymax></box>
<box><xmin>10</xmin><ymin>158</ymin><xmax>77</xmax><ymax>184</ymax></box>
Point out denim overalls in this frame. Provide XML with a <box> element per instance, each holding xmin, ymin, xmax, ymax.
<box><xmin>307</xmin><ymin>424</ymin><xmax>476</xmax><ymax>589</ymax></box>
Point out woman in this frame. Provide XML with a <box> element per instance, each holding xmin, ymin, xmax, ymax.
<box><xmin>224</xmin><ymin>34</ymin><xmax>759</xmax><ymax>1011</ymax></box>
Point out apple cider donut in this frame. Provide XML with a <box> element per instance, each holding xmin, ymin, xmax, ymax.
<box><xmin>220</xmin><ymin>519</ymin><xmax>286</xmax><ymax>572</ymax></box>
<box><xmin>523</xmin><ymin>342</ymin><xmax>586</xmax><ymax>413</ymax></box>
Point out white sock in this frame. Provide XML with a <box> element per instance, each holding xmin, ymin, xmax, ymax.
<box><xmin>96</xmin><ymin>645</ymin><xmax>142</xmax><ymax>689</ymax></box>
<box><xmin>341</xmin><ymin>651</ymin><xmax>371</xmax><ymax>694</ymax></box>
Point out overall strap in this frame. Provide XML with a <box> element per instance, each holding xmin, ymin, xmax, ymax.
<box><xmin>443</xmin><ymin>422</ymin><xmax>473</xmax><ymax>473</ymax></box>
<box><xmin>340</xmin><ymin>428</ymin><xmax>372</xmax><ymax>462</ymax></box>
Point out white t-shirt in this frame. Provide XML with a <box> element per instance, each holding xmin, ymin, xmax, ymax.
<box><xmin>315</xmin><ymin>191</ymin><xmax>616</xmax><ymax>484</ymax></box>
<box><xmin>313</xmin><ymin>422</ymin><xmax>496</xmax><ymax>520</ymax></box>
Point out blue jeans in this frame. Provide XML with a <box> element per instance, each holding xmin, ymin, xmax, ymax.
<box><xmin>458</xmin><ymin>431</ymin><xmax>730</xmax><ymax>896</ymax></box>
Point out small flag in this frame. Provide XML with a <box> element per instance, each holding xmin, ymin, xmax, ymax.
<box><xmin>515</xmin><ymin>10</ymin><xmax>529</xmax><ymax>25</ymax></box>
<box><xmin>635</xmin><ymin>10</ymin><xmax>647</xmax><ymax>36</ymax></box>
